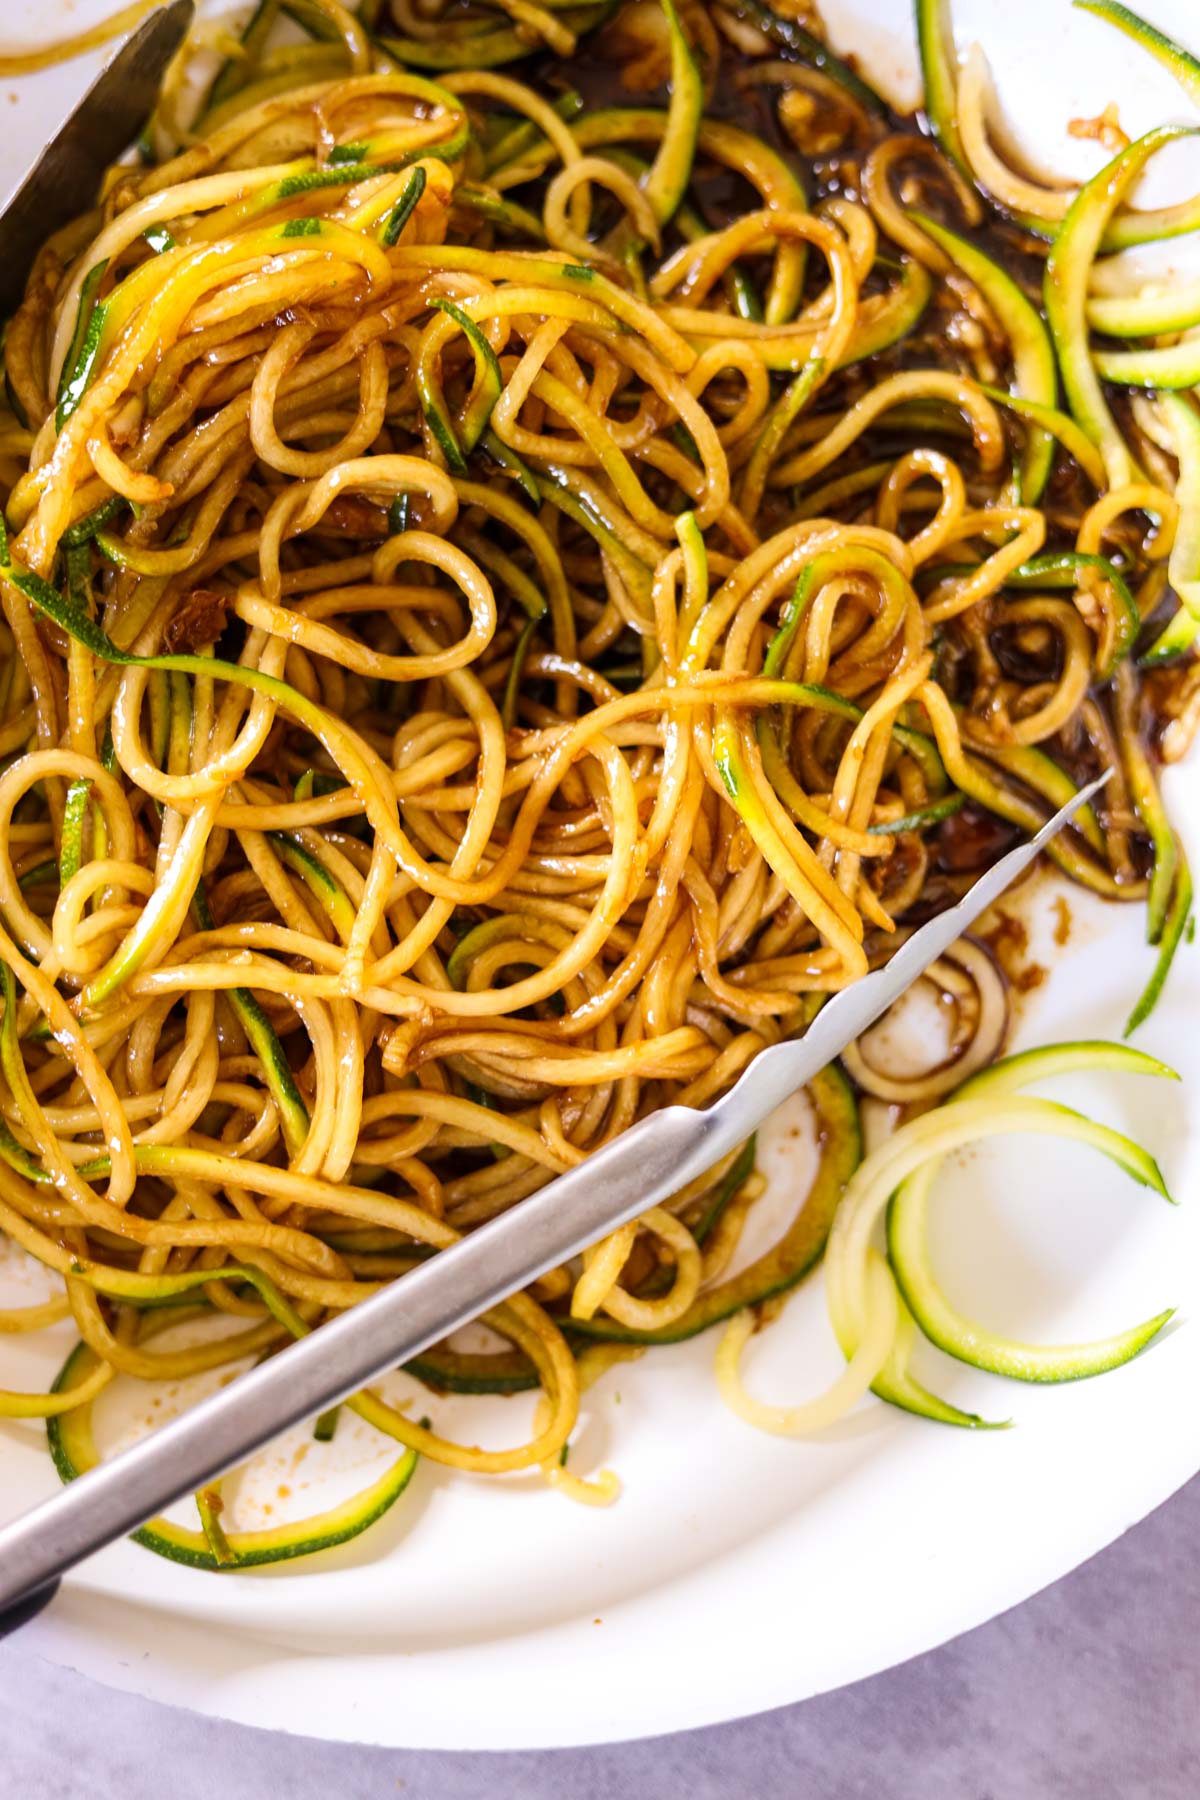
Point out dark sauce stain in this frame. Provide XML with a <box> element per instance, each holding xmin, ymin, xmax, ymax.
<box><xmin>936</xmin><ymin>804</ymin><xmax>1022</xmax><ymax>874</ymax></box>
<box><xmin>990</xmin><ymin>620</ymin><xmax>1065</xmax><ymax>686</ymax></box>
<box><xmin>979</xmin><ymin>907</ymin><xmax>1046</xmax><ymax>994</ymax></box>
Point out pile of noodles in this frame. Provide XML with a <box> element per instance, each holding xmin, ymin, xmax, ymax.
<box><xmin>0</xmin><ymin>0</ymin><xmax>1193</xmax><ymax>1536</ymax></box>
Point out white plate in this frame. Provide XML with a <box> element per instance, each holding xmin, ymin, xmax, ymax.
<box><xmin>4</xmin><ymin>0</ymin><xmax>1200</xmax><ymax>1752</ymax></box>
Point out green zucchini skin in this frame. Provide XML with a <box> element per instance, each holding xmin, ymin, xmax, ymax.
<box><xmin>407</xmin><ymin>1141</ymin><xmax>759</xmax><ymax>1392</ymax></box>
<box><xmin>534</xmin><ymin>468</ymin><xmax>655</xmax><ymax>603</ymax></box>
<box><xmin>205</xmin><ymin>0</ymin><xmax>279</xmax><ymax>112</ymax></box>
<box><xmin>912</xmin><ymin>212</ymin><xmax>1057</xmax><ymax>502</ymax></box>
<box><xmin>640</xmin><ymin>0</ymin><xmax>703</xmax><ymax>228</ymax></box>
<box><xmin>15</xmin><ymin>857</ymin><xmax>57</xmax><ymax>892</ymax></box>
<box><xmin>380</xmin><ymin>165</ymin><xmax>427</xmax><ymax>247</ymax></box>
<box><xmin>380</xmin><ymin>4</ymin><xmax>613</xmax><ymax>70</ymax></box>
<box><xmin>867</xmin><ymin>792</ymin><xmax>966</xmax><ymax>836</ymax></box>
<box><xmin>1115</xmin><ymin>663</ymin><xmax>1178</xmax><ymax>948</ymax></box>
<box><xmin>915</xmin><ymin>0</ymin><xmax>972</xmax><ymax>181</ymax></box>
<box><xmin>739</xmin><ymin>0</ymin><xmax>888</xmax><ymax>112</ymax></box>
<box><xmin>885</xmin><ymin>1044</ymin><xmax>1176</xmax><ymax>1385</ymax></box>
<box><xmin>833</xmin><ymin>261</ymin><xmax>933</xmax><ymax>372</ymax></box>
<box><xmin>567</xmin><ymin>1066</ymin><xmax>860</xmax><ymax>1347</ymax></box>
<box><xmin>47</xmin><ymin>1341</ymin><xmax>418</xmax><ymax>1572</ymax></box>
<box><xmin>453</xmin><ymin>183</ymin><xmax>546</xmax><ymax>244</ymax></box>
<box><xmin>1074</xmin><ymin>0</ymin><xmax>1200</xmax><ymax>106</ymax></box>
<box><xmin>1126</xmin><ymin>847</ymin><xmax>1193</xmax><ymax>1037</ymax></box>
<box><xmin>710</xmin><ymin>260</ymin><xmax>931</xmax><ymax>374</ymax></box>
<box><xmin>482</xmin><ymin>90</ymin><xmax>583</xmax><ymax>177</ymax></box>
<box><xmin>1045</xmin><ymin>126</ymin><xmax>1192</xmax><ymax>489</ymax></box>
<box><xmin>1008</xmin><ymin>551</ymin><xmax>1138</xmax><ymax>677</ymax></box>
<box><xmin>58</xmin><ymin>776</ymin><xmax>91</xmax><ymax>886</ymax></box>
<box><xmin>915</xmin><ymin>0</ymin><xmax>1200</xmax><ymax>248</ymax></box>
<box><xmin>868</xmin><ymin>1294</ymin><xmax>1006</xmax><ymax>1430</ymax></box>
<box><xmin>417</xmin><ymin>297</ymin><xmax>503</xmax><ymax>472</ymax></box>
<box><xmin>1093</xmin><ymin>339</ymin><xmax>1200</xmax><ymax>391</ymax></box>
<box><xmin>887</xmin><ymin>1217</ymin><xmax>1173</xmax><ymax>1384</ymax></box>
<box><xmin>1143</xmin><ymin>394</ymin><xmax>1200</xmax><ymax>663</ymax></box>
<box><xmin>1087</xmin><ymin>277</ymin><xmax>1200</xmax><ymax>339</ymax></box>
<box><xmin>56</xmin><ymin>261</ymin><xmax>109</xmax><ymax>430</ymax></box>
<box><xmin>61</xmin><ymin>494</ymin><xmax>127</xmax><ymax>549</ymax></box>
<box><xmin>978</xmin><ymin>386</ymin><xmax>1106</xmax><ymax>491</ymax></box>
<box><xmin>191</xmin><ymin>881</ymin><xmax>311</xmax><ymax>1160</ymax></box>
<box><xmin>404</xmin><ymin>1344</ymin><xmax>544</xmax><ymax>1396</ymax></box>
<box><xmin>574</xmin><ymin>110</ymin><xmax>807</xmax><ymax>218</ymax></box>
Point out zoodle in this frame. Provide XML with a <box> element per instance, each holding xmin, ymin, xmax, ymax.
<box><xmin>0</xmin><ymin>0</ymin><xmax>1193</xmax><ymax>1569</ymax></box>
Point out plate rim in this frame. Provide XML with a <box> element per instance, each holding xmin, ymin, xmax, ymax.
<box><xmin>5</xmin><ymin>0</ymin><xmax>1200</xmax><ymax>1751</ymax></box>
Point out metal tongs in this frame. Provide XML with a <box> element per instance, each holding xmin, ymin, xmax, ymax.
<box><xmin>0</xmin><ymin>3</ymin><xmax>195</xmax><ymax>316</ymax></box>
<box><xmin>0</xmin><ymin>771</ymin><xmax>1109</xmax><ymax>1629</ymax></box>
<box><xmin>0</xmin><ymin>0</ymin><xmax>1113</xmax><ymax>1640</ymax></box>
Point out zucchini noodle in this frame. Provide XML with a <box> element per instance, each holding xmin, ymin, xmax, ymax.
<box><xmin>0</xmin><ymin>0</ymin><xmax>1193</xmax><ymax>1569</ymax></box>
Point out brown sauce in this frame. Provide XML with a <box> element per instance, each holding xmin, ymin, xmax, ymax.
<box><xmin>505</xmin><ymin>4</ymin><xmax>1173</xmax><ymax>916</ymax></box>
<box><xmin>978</xmin><ymin>907</ymin><xmax>1047</xmax><ymax>994</ymax></box>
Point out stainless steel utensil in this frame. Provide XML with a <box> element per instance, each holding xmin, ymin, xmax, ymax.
<box><xmin>0</xmin><ymin>1</ymin><xmax>194</xmax><ymax>317</ymax></box>
<box><xmin>0</xmin><ymin>772</ymin><xmax>1110</xmax><ymax>1629</ymax></box>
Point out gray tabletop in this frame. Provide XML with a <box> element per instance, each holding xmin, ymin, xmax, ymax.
<box><xmin>3</xmin><ymin>1474</ymin><xmax>1197</xmax><ymax>1799</ymax></box>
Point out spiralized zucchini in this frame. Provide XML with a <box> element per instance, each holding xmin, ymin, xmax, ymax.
<box><xmin>719</xmin><ymin>1042</ymin><xmax>1176</xmax><ymax>1437</ymax></box>
<box><xmin>0</xmin><ymin>0</ymin><xmax>1194</xmax><ymax>1568</ymax></box>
